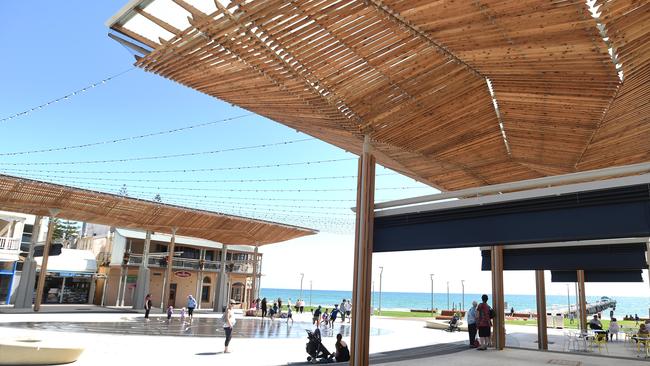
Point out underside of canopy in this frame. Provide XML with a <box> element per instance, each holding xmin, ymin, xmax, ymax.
<box><xmin>108</xmin><ymin>0</ymin><xmax>649</xmax><ymax>191</ymax></box>
<box><xmin>0</xmin><ymin>174</ymin><xmax>316</xmax><ymax>245</ymax></box>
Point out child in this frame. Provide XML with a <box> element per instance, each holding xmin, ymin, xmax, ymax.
<box><xmin>329</xmin><ymin>305</ymin><xmax>340</xmax><ymax>328</ymax></box>
<box><xmin>167</xmin><ymin>306</ymin><xmax>174</xmax><ymax>320</ymax></box>
<box><xmin>286</xmin><ymin>305</ymin><xmax>293</xmax><ymax>325</ymax></box>
<box><xmin>322</xmin><ymin>309</ymin><xmax>329</xmax><ymax>326</ymax></box>
<box><xmin>180</xmin><ymin>307</ymin><xmax>187</xmax><ymax>323</ymax></box>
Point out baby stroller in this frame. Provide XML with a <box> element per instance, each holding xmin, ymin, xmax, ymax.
<box><xmin>445</xmin><ymin>314</ymin><xmax>461</xmax><ymax>332</ymax></box>
<box><xmin>305</xmin><ymin>329</ymin><xmax>332</xmax><ymax>363</ymax></box>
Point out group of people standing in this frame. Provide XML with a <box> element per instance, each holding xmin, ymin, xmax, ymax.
<box><xmin>311</xmin><ymin>299</ymin><xmax>352</xmax><ymax>328</ymax></box>
<box><xmin>466</xmin><ymin>294</ymin><xmax>495</xmax><ymax>350</ymax></box>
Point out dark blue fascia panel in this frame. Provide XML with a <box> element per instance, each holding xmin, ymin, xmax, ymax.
<box><xmin>551</xmin><ymin>270</ymin><xmax>644</xmax><ymax>283</ymax></box>
<box><xmin>374</xmin><ymin>184</ymin><xmax>650</xmax><ymax>252</ymax></box>
<box><xmin>480</xmin><ymin>244</ymin><xmax>648</xmax><ymax>271</ymax></box>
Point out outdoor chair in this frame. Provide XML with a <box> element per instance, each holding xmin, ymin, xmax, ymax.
<box><xmin>563</xmin><ymin>331</ymin><xmax>579</xmax><ymax>352</ymax></box>
<box><xmin>589</xmin><ymin>332</ymin><xmax>608</xmax><ymax>354</ymax></box>
<box><xmin>634</xmin><ymin>336</ymin><xmax>650</xmax><ymax>357</ymax></box>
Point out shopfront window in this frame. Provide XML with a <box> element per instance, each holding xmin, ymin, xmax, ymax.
<box><xmin>201</xmin><ymin>276</ymin><xmax>211</xmax><ymax>302</ymax></box>
<box><xmin>230</xmin><ymin>282</ymin><xmax>244</xmax><ymax>303</ymax></box>
<box><xmin>43</xmin><ymin>275</ymin><xmax>92</xmax><ymax>304</ymax></box>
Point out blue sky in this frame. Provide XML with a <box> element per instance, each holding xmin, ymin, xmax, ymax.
<box><xmin>1</xmin><ymin>2</ymin><xmax>647</xmax><ymax>298</ymax></box>
<box><xmin>0</xmin><ymin>1</ymin><xmax>436</xmax><ymax>229</ymax></box>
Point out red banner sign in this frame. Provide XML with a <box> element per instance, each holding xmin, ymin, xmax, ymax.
<box><xmin>174</xmin><ymin>271</ymin><xmax>191</xmax><ymax>278</ymax></box>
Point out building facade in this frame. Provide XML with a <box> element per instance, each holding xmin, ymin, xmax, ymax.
<box><xmin>0</xmin><ymin>210</ymin><xmax>47</xmax><ymax>304</ymax></box>
<box><xmin>77</xmin><ymin>228</ymin><xmax>262</xmax><ymax>310</ymax></box>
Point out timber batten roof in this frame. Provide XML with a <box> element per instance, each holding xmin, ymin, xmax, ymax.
<box><xmin>108</xmin><ymin>0</ymin><xmax>649</xmax><ymax>190</ymax></box>
<box><xmin>0</xmin><ymin>174</ymin><xmax>316</xmax><ymax>245</ymax></box>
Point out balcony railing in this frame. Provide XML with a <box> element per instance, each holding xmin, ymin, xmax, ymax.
<box><xmin>0</xmin><ymin>237</ymin><xmax>20</xmax><ymax>251</ymax></box>
<box><xmin>125</xmin><ymin>254</ymin><xmax>255</xmax><ymax>274</ymax></box>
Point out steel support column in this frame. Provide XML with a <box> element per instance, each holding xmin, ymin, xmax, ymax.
<box><xmin>214</xmin><ymin>244</ymin><xmax>228</xmax><ymax>312</ymax></box>
<box><xmin>577</xmin><ymin>270</ymin><xmax>587</xmax><ymax>333</ymax></box>
<box><xmin>14</xmin><ymin>215</ymin><xmax>42</xmax><ymax>309</ymax></box>
<box><xmin>116</xmin><ymin>266</ymin><xmax>124</xmax><ymax>307</ymax></box>
<box><xmin>491</xmin><ymin>245</ymin><xmax>505</xmax><ymax>350</ymax></box>
<box><xmin>163</xmin><ymin>227</ymin><xmax>177</xmax><ymax>310</ymax></box>
<box><xmin>250</xmin><ymin>247</ymin><xmax>259</xmax><ymax>308</ymax></box>
<box><xmin>351</xmin><ymin>135</ymin><xmax>375</xmax><ymax>366</ymax></box>
<box><xmin>196</xmin><ymin>249</ymin><xmax>204</xmax><ymax>309</ymax></box>
<box><xmin>535</xmin><ymin>270</ymin><xmax>548</xmax><ymax>350</ymax></box>
<box><xmin>132</xmin><ymin>230</ymin><xmax>151</xmax><ymax>309</ymax></box>
<box><xmin>34</xmin><ymin>211</ymin><xmax>59</xmax><ymax>312</ymax></box>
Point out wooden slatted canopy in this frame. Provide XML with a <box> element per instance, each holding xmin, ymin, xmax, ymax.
<box><xmin>0</xmin><ymin>174</ymin><xmax>316</xmax><ymax>245</ymax></box>
<box><xmin>107</xmin><ymin>0</ymin><xmax>649</xmax><ymax>191</ymax></box>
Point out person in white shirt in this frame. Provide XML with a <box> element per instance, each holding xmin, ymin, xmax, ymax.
<box><xmin>608</xmin><ymin>318</ymin><xmax>620</xmax><ymax>341</ymax></box>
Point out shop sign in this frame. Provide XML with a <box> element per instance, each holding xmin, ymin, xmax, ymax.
<box><xmin>174</xmin><ymin>271</ymin><xmax>191</xmax><ymax>278</ymax></box>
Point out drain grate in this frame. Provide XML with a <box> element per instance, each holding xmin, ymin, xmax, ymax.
<box><xmin>547</xmin><ymin>360</ymin><xmax>581</xmax><ymax>366</ymax></box>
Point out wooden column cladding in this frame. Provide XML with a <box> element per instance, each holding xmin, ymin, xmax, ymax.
<box><xmin>351</xmin><ymin>136</ymin><xmax>375</xmax><ymax>366</ymax></box>
<box><xmin>577</xmin><ymin>270</ymin><xmax>588</xmax><ymax>333</ymax></box>
<box><xmin>491</xmin><ymin>245</ymin><xmax>505</xmax><ymax>350</ymax></box>
<box><xmin>535</xmin><ymin>270</ymin><xmax>548</xmax><ymax>350</ymax></box>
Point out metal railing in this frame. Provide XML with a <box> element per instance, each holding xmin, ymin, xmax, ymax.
<box><xmin>125</xmin><ymin>254</ymin><xmax>257</xmax><ymax>273</ymax></box>
<box><xmin>126</xmin><ymin>254</ymin><xmax>218</xmax><ymax>271</ymax></box>
<box><xmin>0</xmin><ymin>237</ymin><xmax>20</xmax><ymax>251</ymax></box>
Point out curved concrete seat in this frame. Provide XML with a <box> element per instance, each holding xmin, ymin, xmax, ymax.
<box><xmin>0</xmin><ymin>338</ymin><xmax>84</xmax><ymax>365</ymax></box>
<box><xmin>425</xmin><ymin>319</ymin><xmax>468</xmax><ymax>332</ymax></box>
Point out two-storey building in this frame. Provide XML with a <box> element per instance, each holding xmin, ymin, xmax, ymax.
<box><xmin>0</xmin><ymin>210</ymin><xmax>47</xmax><ymax>304</ymax></box>
<box><xmin>77</xmin><ymin>227</ymin><xmax>261</xmax><ymax>310</ymax></box>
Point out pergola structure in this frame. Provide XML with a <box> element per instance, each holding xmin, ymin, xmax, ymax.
<box><xmin>0</xmin><ymin>174</ymin><xmax>315</xmax><ymax>312</ymax></box>
<box><xmin>107</xmin><ymin>1</ymin><xmax>648</xmax><ymax>364</ymax></box>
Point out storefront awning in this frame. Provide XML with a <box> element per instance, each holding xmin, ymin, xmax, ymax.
<box><xmin>35</xmin><ymin>249</ymin><xmax>97</xmax><ymax>275</ymax></box>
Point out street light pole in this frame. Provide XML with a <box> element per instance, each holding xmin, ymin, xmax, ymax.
<box><xmin>372</xmin><ymin>281</ymin><xmax>375</xmax><ymax>314</ymax></box>
<box><xmin>430</xmin><ymin>274</ymin><xmax>434</xmax><ymax>316</ymax></box>
<box><xmin>461</xmin><ymin>280</ymin><xmax>465</xmax><ymax>311</ymax></box>
<box><xmin>378</xmin><ymin>266</ymin><xmax>384</xmax><ymax>316</ymax></box>
<box><xmin>300</xmin><ymin>273</ymin><xmax>304</xmax><ymax>300</ymax></box>
<box><xmin>309</xmin><ymin>280</ymin><xmax>312</xmax><ymax>307</ymax></box>
<box><xmin>446</xmin><ymin>281</ymin><xmax>450</xmax><ymax>310</ymax></box>
<box><xmin>566</xmin><ymin>284</ymin><xmax>571</xmax><ymax>315</ymax></box>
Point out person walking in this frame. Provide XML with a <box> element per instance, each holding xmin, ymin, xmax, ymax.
<box><xmin>287</xmin><ymin>304</ymin><xmax>294</xmax><ymax>325</ymax></box>
<box><xmin>144</xmin><ymin>294</ymin><xmax>152</xmax><ymax>320</ymax></box>
<box><xmin>467</xmin><ymin>301</ymin><xmax>478</xmax><ymax>348</ymax></box>
<box><xmin>476</xmin><ymin>294</ymin><xmax>493</xmax><ymax>350</ymax></box>
<box><xmin>187</xmin><ymin>295</ymin><xmax>197</xmax><ymax>320</ymax></box>
<box><xmin>340</xmin><ymin>299</ymin><xmax>346</xmax><ymax>323</ymax></box>
<box><xmin>344</xmin><ymin>300</ymin><xmax>352</xmax><ymax>323</ymax></box>
<box><xmin>223</xmin><ymin>303</ymin><xmax>235</xmax><ymax>353</ymax></box>
<box><xmin>313</xmin><ymin>305</ymin><xmax>322</xmax><ymax>327</ymax></box>
<box><xmin>278</xmin><ymin>298</ymin><xmax>283</xmax><ymax>313</ymax></box>
<box><xmin>261</xmin><ymin>297</ymin><xmax>268</xmax><ymax>318</ymax></box>
<box><xmin>330</xmin><ymin>304</ymin><xmax>340</xmax><ymax>328</ymax></box>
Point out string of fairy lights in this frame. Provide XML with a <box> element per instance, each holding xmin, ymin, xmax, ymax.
<box><xmin>0</xmin><ymin>72</ymin><xmax>436</xmax><ymax>233</ymax></box>
<box><xmin>0</xmin><ymin>68</ymin><xmax>134</xmax><ymax>124</ymax></box>
<box><xmin>0</xmin><ymin>114</ymin><xmax>253</xmax><ymax>156</ymax></box>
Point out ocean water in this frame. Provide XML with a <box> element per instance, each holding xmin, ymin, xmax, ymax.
<box><xmin>260</xmin><ymin>288</ymin><xmax>650</xmax><ymax>318</ymax></box>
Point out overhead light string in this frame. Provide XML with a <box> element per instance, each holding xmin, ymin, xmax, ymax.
<box><xmin>0</xmin><ymin>68</ymin><xmax>135</xmax><ymax>124</ymax></box>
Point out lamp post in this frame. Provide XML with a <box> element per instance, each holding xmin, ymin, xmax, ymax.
<box><xmin>309</xmin><ymin>280</ymin><xmax>312</xmax><ymax>307</ymax></box>
<box><xmin>446</xmin><ymin>281</ymin><xmax>450</xmax><ymax>310</ymax></box>
<box><xmin>430</xmin><ymin>274</ymin><xmax>435</xmax><ymax>316</ymax></box>
<box><xmin>378</xmin><ymin>266</ymin><xmax>384</xmax><ymax>316</ymax></box>
<box><xmin>372</xmin><ymin>281</ymin><xmax>375</xmax><ymax>314</ymax></box>
<box><xmin>300</xmin><ymin>273</ymin><xmax>304</xmax><ymax>300</ymax></box>
<box><xmin>461</xmin><ymin>280</ymin><xmax>465</xmax><ymax>311</ymax></box>
<box><xmin>566</xmin><ymin>284</ymin><xmax>571</xmax><ymax>315</ymax></box>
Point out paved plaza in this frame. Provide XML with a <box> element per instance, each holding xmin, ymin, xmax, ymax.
<box><xmin>1</xmin><ymin>307</ymin><xmax>648</xmax><ymax>365</ymax></box>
